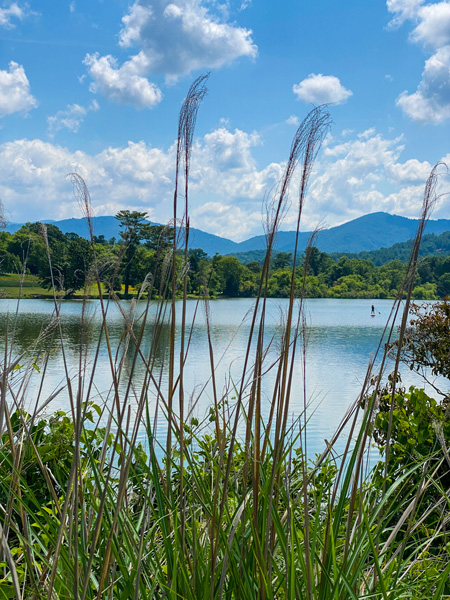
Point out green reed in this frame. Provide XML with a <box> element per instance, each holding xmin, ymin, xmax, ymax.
<box><xmin>0</xmin><ymin>76</ymin><xmax>448</xmax><ymax>599</ymax></box>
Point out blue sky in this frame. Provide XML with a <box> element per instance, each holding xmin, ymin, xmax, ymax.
<box><xmin>1</xmin><ymin>0</ymin><xmax>450</xmax><ymax>240</ymax></box>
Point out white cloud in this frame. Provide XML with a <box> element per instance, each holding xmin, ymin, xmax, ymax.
<box><xmin>387</xmin><ymin>1</ymin><xmax>450</xmax><ymax>123</ymax></box>
<box><xmin>192</xmin><ymin>202</ymin><xmax>261</xmax><ymax>239</ymax></box>
<box><xmin>294</xmin><ymin>129</ymin><xmax>440</xmax><ymax>230</ymax></box>
<box><xmin>385</xmin><ymin>157</ymin><xmax>432</xmax><ymax>182</ymax></box>
<box><xmin>47</xmin><ymin>100</ymin><xmax>100</xmax><ymax>136</ymax></box>
<box><xmin>118</xmin><ymin>0</ymin><xmax>257</xmax><ymax>79</ymax></box>
<box><xmin>286</xmin><ymin>115</ymin><xmax>299</xmax><ymax>126</ymax></box>
<box><xmin>83</xmin><ymin>52</ymin><xmax>163</xmax><ymax>109</ymax></box>
<box><xmin>410</xmin><ymin>1</ymin><xmax>450</xmax><ymax>49</ymax></box>
<box><xmin>396</xmin><ymin>45</ymin><xmax>450</xmax><ymax>123</ymax></box>
<box><xmin>0</xmin><ymin>61</ymin><xmax>37</xmax><ymax>118</ymax></box>
<box><xmin>0</xmin><ymin>127</ymin><xmax>446</xmax><ymax>240</ymax></box>
<box><xmin>386</xmin><ymin>0</ymin><xmax>424</xmax><ymax>28</ymax></box>
<box><xmin>83</xmin><ymin>0</ymin><xmax>256</xmax><ymax>107</ymax></box>
<box><xmin>293</xmin><ymin>74</ymin><xmax>353</xmax><ymax>105</ymax></box>
<box><xmin>0</xmin><ymin>127</ymin><xmax>277</xmax><ymax>238</ymax></box>
<box><xmin>0</xmin><ymin>2</ymin><xmax>30</xmax><ymax>28</ymax></box>
<box><xmin>119</xmin><ymin>3</ymin><xmax>154</xmax><ymax>48</ymax></box>
<box><xmin>358</xmin><ymin>127</ymin><xmax>376</xmax><ymax>140</ymax></box>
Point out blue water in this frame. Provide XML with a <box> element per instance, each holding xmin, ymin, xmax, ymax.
<box><xmin>0</xmin><ymin>297</ymin><xmax>441</xmax><ymax>460</ymax></box>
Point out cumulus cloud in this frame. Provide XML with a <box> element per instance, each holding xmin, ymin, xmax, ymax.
<box><xmin>388</xmin><ymin>0</ymin><xmax>450</xmax><ymax>123</ymax></box>
<box><xmin>83</xmin><ymin>52</ymin><xmax>163</xmax><ymax>109</ymax></box>
<box><xmin>0</xmin><ymin>127</ymin><xmax>277</xmax><ymax>238</ymax></box>
<box><xmin>396</xmin><ymin>46</ymin><xmax>450</xmax><ymax>123</ymax></box>
<box><xmin>118</xmin><ymin>0</ymin><xmax>257</xmax><ymax>78</ymax></box>
<box><xmin>286</xmin><ymin>115</ymin><xmax>299</xmax><ymax>126</ymax></box>
<box><xmin>410</xmin><ymin>1</ymin><xmax>450</xmax><ymax>49</ymax></box>
<box><xmin>0</xmin><ymin>126</ymin><xmax>446</xmax><ymax>239</ymax></box>
<box><xmin>0</xmin><ymin>2</ymin><xmax>31</xmax><ymax>28</ymax></box>
<box><xmin>293</xmin><ymin>74</ymin><xmax>352</xmax><ymax>105</ymax></box>
<box><xmin>191</xmin><ymin>202</ymin><xmax>262</xmax><ymax>239</ymax></box>
<box><xmin>83</xmin><ymin>0</ymin><xmax>256</xmax><ymax>106</ymax></box>
<box><xmin>386</xmin><ymin>0</ymin><xmax>424</xmax><ymax>28</ymax></box>
<box><xmin>298</xmin><ymin>129</ymin><xmax>440</xmax><ymax>230</ymax></box>
<box><xmin>47</xmin><ymin>100</ymin><xmax>100</xmax><ymax>136</ymax></box>
<box><xmin>0</xmin><ymin>61</ymin><xmax>37</xmax><ymax>118</ymax></box>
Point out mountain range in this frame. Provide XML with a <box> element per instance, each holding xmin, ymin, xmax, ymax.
<box><xmin>5</xmin><ymin>212</ymin><xmax>450</xmax><ymax>256</ymax></box>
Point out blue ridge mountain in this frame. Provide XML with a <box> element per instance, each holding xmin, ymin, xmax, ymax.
<box><xmin>5</xmin><ymin>212</ymin><xmax>450</xmax><ymax>256</ymax></box>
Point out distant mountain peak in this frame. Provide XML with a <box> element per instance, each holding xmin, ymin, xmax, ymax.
<box><xmin>5</xmin><ymin>212</ymin><xmax>450</xmax><ymax>256</ymax></box>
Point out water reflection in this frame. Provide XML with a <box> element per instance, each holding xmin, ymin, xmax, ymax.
<box><xmin>0</xmin><ymin>298</ymin><xmax>438</xmax><ymax>458</ymax></box>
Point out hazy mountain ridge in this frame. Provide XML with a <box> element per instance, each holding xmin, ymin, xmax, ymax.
<box><xmin>5</xmin><ymin>212</ymin><xmax>450</xmax><ymax>256</ymax></box>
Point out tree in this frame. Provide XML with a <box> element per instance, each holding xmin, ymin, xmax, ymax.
<box><xmin>38</xmin><ymin>233</ymin><xmax>94</xmax><ymax>296</ymax></box>
<box><xmin>370</xmin><ymin>378</ymin><xmax>450</xmax><ymax>539</ymax></box>
<box><xmin>272</xmin><ymin>252</ymin><xmax>292</xmax><ymax>271</ymax></box>
<box><xmin>126</xmin><ymin>246</ymin><xmax>155</xmax><ymax>295</ymax></box>
<box><xmin>94</xmin><ymin>234</ymin><xmax>107</xmax><ymax>245</ymax></box>
<box><xmin>7</xmin><ymin>224</ymin><xmax>48</xmax><ymax>275</ymax></box>
<box><xmin>115</xmin><ymin>211</ymin><xmax>152</xmax><ymax>296</ymax></box>
<box><xmin>437</xmin><ymin>273</ymin><xmax>450</xmax><ymax>298</ymax></box>
<box><xmin>246</xmin><ymin>261</ymin><xmax>262</xmax><ymax>274</ymax></box>
<box><xmin>393</xmin><ymin>300</ymin><xmax>450</xmax><ymax>383</ymax></box>
<box><xmin>305</xmin><ymin>246</ymin><xmax>333</xmax><ymax>277</ymax></box>
<box><xmin>212</xmin><ymin>255</ymin><xmax>244</xmax><ymax>297</ymax></box>
<box><xmin>145</xmin><ymin>224</ymin><xmax>174</xmax><ymax>253</ymax></box>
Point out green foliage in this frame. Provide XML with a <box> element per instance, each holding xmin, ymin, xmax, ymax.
<box><xmin>0</xmin><ymin>220</ymin><xmax>448</xmax><ymax>300</ymax></box>
<box><xmin>2</xmin><ymin>86</ymin><xmax>449</xmax><ymax>598</ymax></box>
<box><xmin>2</xmin><ymin>399</ymin><xmax>448</xmax><ymax>599</ymax></box>
<box><xmin>116</xmin><ymin>210</ymin><xmax>154</xmax><ymax>295</ymax></box>
<box><xmin>372</xmin><ymin>380</ymin><xmax>449</xmax><ymax>475</ymax></box>
<box><xmin>369</xmin><ymin>377</ymin><xmax>450</xmax><ymax>562</ymax></box>
<box><xmin>330</xmin><ymin>230</ymin><xmax>450</xmax><ymax>265</ymax></box>
<box><xmin>39</xmin><ymin>234</ymin><xmax>94</xmax><ymax>295</ymax></box>
<box><xmin>396</xmin><ymin>300</ymin><xmax>450</xmax><ymax>380</ymax></box>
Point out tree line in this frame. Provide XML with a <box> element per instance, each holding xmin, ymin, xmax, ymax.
<box><xmin>0</xmin><ymin>211</ymin><xmax>449</xmax><ymax>299</ymax></box>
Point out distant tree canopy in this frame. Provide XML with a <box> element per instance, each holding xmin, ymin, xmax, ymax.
<box><xmin>116</xmin><ymin>211</ymin><xmax>153</xmax><ymax>296</ymax></box>
<box><xmin>393</xmin><ymin>300</ymin><xmax>450</xmax><ymax>382</ymax></box>
<box><xmin>115</xmin><ymin>211</ymin><xmax>175</xmax><ymax>296</ymax></box>
<box><xmin>0</xmin><ymin>220</ymin><xmax>449</xmax><ymax>300</ymax></box>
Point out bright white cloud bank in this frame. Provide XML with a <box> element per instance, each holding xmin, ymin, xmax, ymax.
<box><xmin>388</xmin><ymin>0</ymin><xmax>450</xmax><ymax>123</ymax></box>
<box><xmin>0</xmin><ymin>126</ymin><xmax>446</xmax><ymax>240</ymax></box>
<box><xmin>84</xmin><ymin>0</ymin><xmax>257</xmax><ymax>108</ymax></box>
<box><xmin>0</xmin><ymin>61</ymin><xmax>37</xmax><ymax>118</ymax></box>
<box><xmin>293</xmin><ymin>74</ymin><xmax>353</xmax><ymax>105</ymax></box>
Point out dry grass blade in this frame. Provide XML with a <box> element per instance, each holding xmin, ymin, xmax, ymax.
<box><xmin>2</xmin><ymin>79</ymin><xmax>449</xmax><ymax>600</ymax></box>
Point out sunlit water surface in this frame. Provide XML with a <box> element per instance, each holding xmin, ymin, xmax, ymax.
<box><xmin>0</xmin><ymin>298</ymin><xmax>441</xmax><ymax>461</ymax></box>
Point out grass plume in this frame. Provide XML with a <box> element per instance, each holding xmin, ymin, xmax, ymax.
<box><xmin>0</xmin><ymin>80</ymin><xmax>448</xmax><ymax>599</ymax></box>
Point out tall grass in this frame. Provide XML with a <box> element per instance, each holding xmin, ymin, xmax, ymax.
<box><xmin>0</xmin><ymin>76</ymin><xmax>449</xmax><ymax>599</ymax></box>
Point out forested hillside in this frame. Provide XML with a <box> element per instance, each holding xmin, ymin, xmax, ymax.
<box><xmin>1</xmin><ymin>213</ymin><xmax>449</xmax><ymax>300</ymax></box>
<box><xmin>329</xmin><ymin>230</ymin><xmax>450</xmax><ymax>265</ymax></box>
<box><xmin>6</xmin><ymin>211</ymin><xmax>450</xmax><ymax>256</ymax></box>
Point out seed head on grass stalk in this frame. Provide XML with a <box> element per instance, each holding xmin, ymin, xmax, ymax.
<box><xmin>168</xmin><ymin>74</ymin><xmax>209</xmax><ymax>556</ymax></box>
<box><xmin>208</xmin><ymin>105</ymin><xmax>331</xmax><ymax>599</ymax></box>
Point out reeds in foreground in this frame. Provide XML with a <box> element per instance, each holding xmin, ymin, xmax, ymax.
<box><xmin>0</xmin><ymin>77</ymin><xmax>449</xmax><ymax>599</ymax></box>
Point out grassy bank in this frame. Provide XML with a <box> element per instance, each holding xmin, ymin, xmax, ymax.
<box><xmin>0</xmin><ymin>273</ymin><xmax>144</xmax><ymax>299</ymax></box>
<box><xmin>0</xmin><ymin>77</ymin><xmax>449</xmax><ymax>599</ymax></box>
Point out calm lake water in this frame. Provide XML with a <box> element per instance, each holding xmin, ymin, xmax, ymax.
<box><xmin>0</xmin><ymin>297</ymin><xmax>440</xmax><ymax>459</ymax></box>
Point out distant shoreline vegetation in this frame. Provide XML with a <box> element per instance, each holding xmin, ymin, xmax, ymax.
<box><xmin>2</xmin><ymin>79</ymin><xmax>450</xmax><ymax>598</ymax></box>
<box><xmin>0</xmin><ymin>218</ymin><xmax>449</xmax><ymax>300</ymax></box>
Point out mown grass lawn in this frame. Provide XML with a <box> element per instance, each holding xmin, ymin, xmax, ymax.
<box><xmin>0</xmin><ymin>273</ymin><xmax>142</xmax><ymax>299</ymax></box>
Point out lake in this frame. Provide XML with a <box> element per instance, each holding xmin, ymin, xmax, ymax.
<box><xmin>0</xmin><ymin>297</ymin><xmax>440</xmax><ymax>460</ymax></box>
